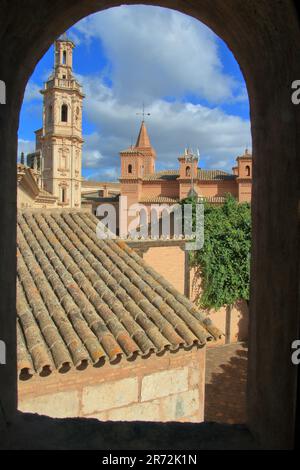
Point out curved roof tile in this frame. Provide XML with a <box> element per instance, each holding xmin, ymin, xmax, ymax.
<box><xmin>17</xmin><ymin>210</ymin><xmax>222</xmax><ymax>379</ymax></box>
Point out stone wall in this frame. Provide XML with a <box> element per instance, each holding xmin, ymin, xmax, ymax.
<box><xmin>17</xmin><ymin>186</ymin><xmax>36</xmax><ymax>209</ymax></box>
<box><xmin>18</xmin><ymin>347</ymin><xmax>205</xmax><ymax>423</ymax></box>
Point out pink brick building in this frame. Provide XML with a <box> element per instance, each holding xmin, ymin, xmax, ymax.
<box><xmin>120</xmin><ymin>120</ymin><xmax>252</xmax><ymax>212</ymax></box>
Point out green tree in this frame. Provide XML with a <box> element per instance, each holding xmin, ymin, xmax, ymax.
<box><xmin>182</xmin><ymin>194</ymin><xmax>251</xmax><ymax>309</ymax></box>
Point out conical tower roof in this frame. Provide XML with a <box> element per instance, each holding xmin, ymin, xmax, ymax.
<box><xmin>135</xmin><ymin>120</ymin><xmax>151</xmax><ymax>148</ymax></box>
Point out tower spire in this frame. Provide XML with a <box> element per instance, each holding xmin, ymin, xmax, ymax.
<box><xmin>135</xmin><ymin>120</ymin><xmax>152</xmax><ymax>148</ymax></box>
<box><xmin>119</xmin><ymin>115</ymin><xmax>156</xmax><ymax>180</ymax></box>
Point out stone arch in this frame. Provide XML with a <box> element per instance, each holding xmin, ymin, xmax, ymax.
<box><xmin>0</xmin><ymin>0</ymin><xmax>299</xmax><ymax>450</ymax></box>
<box><xmin>61</xmin><ymin>103</ymin><xmax>68</xmax><ymax>122</ymax></box>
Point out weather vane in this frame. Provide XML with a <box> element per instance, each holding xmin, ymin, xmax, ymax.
<box><xmin>136</xmin><ymin>103</ymin><xmax>150</xmax><ymax>121</ymax></box>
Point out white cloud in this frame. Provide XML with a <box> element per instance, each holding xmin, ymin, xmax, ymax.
<box><xmin>74</xmin><ymin>5</ymin><xmax>243</xmax><ymax>105</ymax></box>
<box><xmin>19</xmin><ymin>6</ymin><xmax>251</xmax><ymax>181</ymax></box>
<box><xmin>86</xmin><ymin>167</ymin><xmax>120</xmax><ymax>182</ymax></box>
<box><xmin>23</xmin><ymin>82</ymin><xmax>42</xmax><ymax>103</ymax></box>
<box><xmin>83</xmin><ymin>133</ymin><xmax>104</xmax><ymax>168</ymax></box>
<box><xmin>81</xmin><ymin>75</ymin><xmax>250</xmax><ymax>178</ymax></box>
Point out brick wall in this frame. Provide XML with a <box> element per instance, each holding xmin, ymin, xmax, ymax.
<box><xmin>238</xmin><ymin>181</ymin><xmax>252</xmax><ymax>203</ymax></box>
<box><xmin>143</xmin><ymin>245</ymin><xmax>185</xmax><ymax>294</ymax></box>
<box><xmin>18</xmin><ymin>347</ymin><xmax>206</xmax><ymax>423</ymax></box>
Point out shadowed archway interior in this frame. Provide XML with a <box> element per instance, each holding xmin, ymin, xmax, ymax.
<box><xmin>0</xmin><ymin>0</ymin><xmax>299</xmax><ymax>449</ymax></box>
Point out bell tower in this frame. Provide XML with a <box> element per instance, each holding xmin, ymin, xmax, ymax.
<box><xmin>39</xmin><ymin>33</ymin><xmax>84</xmax><ymax>208</ymax></box>
<box><xmin>120</xmin><ymin>120</ymin><xmax>156</xmax><ymax>179</ymax></box>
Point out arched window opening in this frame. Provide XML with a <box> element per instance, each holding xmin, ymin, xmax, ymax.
<box><xmin>61</xmin><ymin>187</ymin><xmax>66</xmax><ymax>203</ymax></box>
<box><xmin>62</xmin><ymin>50</ymin><xmax>67</xmax><ymax>65</ymax></box>
<box><xmin>186</xmin><ymin>166</ymin><xmax>191</xmax><ymax>177</ymax></box>
<box><xmin>128</xmin><ymin>164</ymin><xmax>132</xmax><ymax>174</ymax></box>
<box><xmin>61</xmin><ymin>104</ymin><xmax>68</xmax><ymax>122</ymax></box>
<box><xmin>245</xmin><ymin>165</ymin><xmax>251</xmax><ymax>176</ymax></box>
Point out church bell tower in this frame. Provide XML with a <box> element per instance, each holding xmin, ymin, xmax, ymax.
<box><xmin>39</xmin><ymin>33</ymin><xmax>84</xmax><ymax>208</ymax></box>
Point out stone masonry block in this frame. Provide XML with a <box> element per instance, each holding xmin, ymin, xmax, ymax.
<box><xmin>141</xmin><ymin>367</ymin><xmax>188</xmax><ymax>402</ymax></box>
<box><xmin>189</xmin><ymin>365</ymin><xmax>201</xmax><ymax>388</ymax></box>
<box><xmin>18</xmin><ymin>390</ymin><xmax>80</xmax><ymax>418</ymax></box>
<box><xmin>105</xmin><ymin>400</ymin><xmax>161</xmax><ymax>422</ymax></box>
<box><xmin>160</xmin><ymin>389</ymin><xmax>200</xmax><ymax>421</ymax></box>
<box><xmin>82</xmin><ymin>377</ymin><xmax>138</xmax><ymax>415</ymax></box>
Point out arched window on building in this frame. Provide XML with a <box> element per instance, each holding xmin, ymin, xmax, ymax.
<box><xmin>128</xmin><ymin>164</ymin><xmax>132</xmax><ymax>174</ymax></box>
<box><xmin>245</xmin><ymin>165</ymin><xmax>251</xmax><ymax>176</ymax></box>
<box><xmin>62</xmin><ymin>50</ymin><xmax>67</xmax><ymax>65</ymax></box>
<box><xmin>61</xmin><ymin>187</ymin><xmax>66</xmax><ymax>203</ymax></box>
<box><xmin>61</xmin><ymin>104</ymin><xmax>68</xmax><ymax>122</ymax></box>
<box><xmin>186</xmin><ymin>166</ymin><xmax>191</xmax><ymax>177</ymax></box>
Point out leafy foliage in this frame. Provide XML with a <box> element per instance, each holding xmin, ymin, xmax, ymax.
<box><xmin>182</xmin><ymin>194</ymin><xmax>251</xmax><ymax>309</ymax></box>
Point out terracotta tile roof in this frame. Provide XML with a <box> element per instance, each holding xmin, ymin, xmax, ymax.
<box><xmin>197</xmin><ymin>169</ymin><xmax>235</xmax><ymax>180</ymax></box>
<box><xmin>142</xmin><ymin>169</ymin><xmax>235</xmax><ymax>181</ymax></box>
<box><xmin>236</xmin><ymin>150</ymin><xmax>252</xmax><ymax>160</ymax></box>
<box><xmin>139</xmin><ymin>196</ymin><xmax>179</xmax><ymax>204</ymax></box>
<box><xmin>17</xmin><ymin>210</ymin><xmax>222</xmax><ymax>379</ymax></box>
<box><xmin>143</xmin><ymin>170</ymin><xmax>179</xmax><ymax>181</ymax></box>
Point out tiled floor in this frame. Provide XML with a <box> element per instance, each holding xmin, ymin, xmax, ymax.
<box><xmin>205</xmin><ymin>342</ymin><xmax>248</xmax><ymax>424</ymax></box>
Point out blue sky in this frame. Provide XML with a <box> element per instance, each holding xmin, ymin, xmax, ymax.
<box><xmin>18</xmin><ymin>5</ymin><xmax>251</xmax><ymax>181</ymax></box>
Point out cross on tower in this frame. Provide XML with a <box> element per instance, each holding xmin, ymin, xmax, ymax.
<box><xmin>136</xmin><ymin>103</ymin><xmax>150</xmax><ymax>121</ymax></box>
